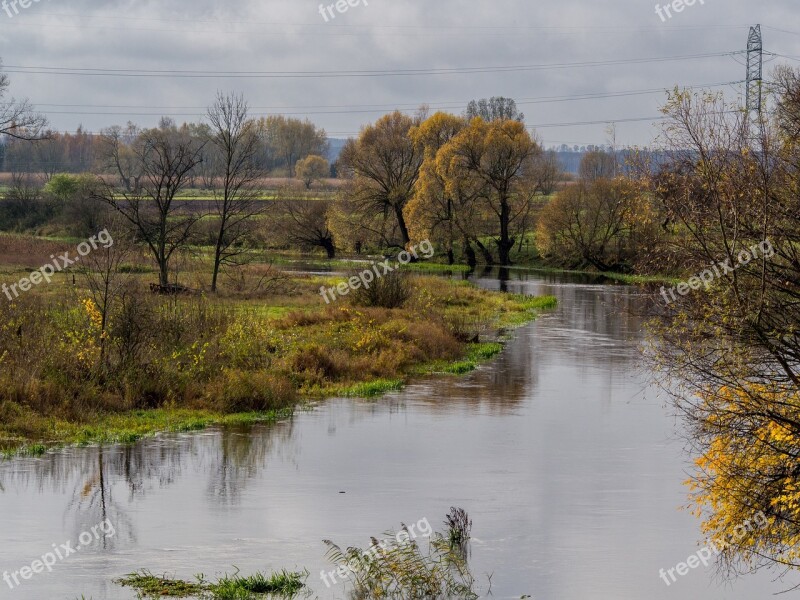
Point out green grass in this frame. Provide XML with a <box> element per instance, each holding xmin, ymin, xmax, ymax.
<box><xmin>115</xmin><ymin>568</ymin><xmax>308</xmax><ymax>599</ymax></box>
<box><xmin>13</xmin><ymin>443</ymin><xmax>47</xmax><ymax>457</ymax></box>
<box><xmin>508</xmin><ymin>263</ymin><xmax>678</xmax><ymax>285</ymax></box>
<box><xmin>0</xmin><ymin>408</ymin><xmax>295</xmax><ymax>459</ymax></box>
<box><xmin>338</xmin><ymin>378</ymin><xmax>405</xmax><ymax>398</ymax></box>
<box><xmin>422</xmin><ymin>342</ymin><xmax>505</xmax><ymax>375</ymax></box>
<box><xmin>116</xmin><ymin>571</ymin><xmax>205</xmax><ymax>598</ymax></box>
<box><xmin>398</xmin><ymin>262</ymin><xmax>472</xmax><ymax>273</ymax></box>
<box><xmin>210</xmin><ymin>569</ymin><xmax>308</xmax><ymax>598</ymax></box>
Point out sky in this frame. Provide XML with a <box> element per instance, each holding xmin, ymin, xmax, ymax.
<box><xmin>0</xmin><ymin>0</ymin><xmax>799</xmax><ymax>148</ymax></box>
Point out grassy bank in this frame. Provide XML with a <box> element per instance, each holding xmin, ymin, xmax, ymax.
<box><xmin>0</xmin><ymin>268</ymin><xmax>555</xmax><ymax>457</ymax></box>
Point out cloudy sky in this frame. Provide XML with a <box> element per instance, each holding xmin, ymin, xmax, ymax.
<box><xmin>0</xmin><ymin>0</ymin><xmax>798</xmax><ymax>147</ymax></box>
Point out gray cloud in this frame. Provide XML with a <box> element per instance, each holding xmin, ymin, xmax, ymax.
<box><xmin>0</xmin><ymin>0</ymin><xmax>797</xmax><ymax>146</ymax></box>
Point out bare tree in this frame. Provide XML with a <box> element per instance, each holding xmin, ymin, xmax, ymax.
<box><xmin>206</xmin><ymin>92</ymin><xmax>264</xmax><ymax>292</ymax></box>
<box><xmin>535</xmin><ymin>149</ymin><xmax>562</xmax><ymax>196</ymax></box>
<box><xmin>79</xmin><ymin>223</ymin><xmax>133</xmax><ymax>367</ymax></box>
<box><xmin>282</xmin><ymin>198</ymin><xmax>336</xmax><ymax>258</ymax></box>
<box><xmin>96</xmin><ymin>124</ymin><xmax>205</xmax><ymax>287</ymax></box>
<box><xmin>465</xmin><ymin>97</ymin><xmax>524</xmax><ymax>122</ymax></box>
<box><xmin>98</xmin><ymin>123</ymin><xmax>144</xmax><ymax>193</ymax></box>
<box><xmin>0</xmin><ymin>68</ymin><xmax>47</xmax><ymax>140</ymax></box>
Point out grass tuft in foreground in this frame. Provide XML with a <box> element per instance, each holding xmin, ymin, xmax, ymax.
<box><xmin>116</xmin><ymin>567</ymin><xmax>308</xmax><ymax>599</ymax></box>
<box><xmin>116</xmin><ymin>571</ymin><xmax>205</xmax><ymax>598</ymax></box>
<box><xmin>211</xmin><ymin>569</ymin><xmax>308</xmax><ymax>598</ymax></box>
<box><xmin>324</xmin><ymin>507</ymin><xmax>482</xmax><ymax>599</ymax></box>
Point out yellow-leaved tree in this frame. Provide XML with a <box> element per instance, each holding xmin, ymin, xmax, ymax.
<box><xmin>647</xmin><ymin>71</ymin><xmax>800</xmax><ymax>582</ymax></box>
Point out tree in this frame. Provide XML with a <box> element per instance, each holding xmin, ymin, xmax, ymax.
<box><xmin>96</xmin><ymin>122</ymin><xmax>206</xmax><ymax>287</ymax></box>
<box><xmin>79</xmin><ymin>222</ymin><xmax>132</xmax><ymax>368</ymax></box>
<box><xmin>339</xmin><ymin>111</ymin><xmax>423</xmax><ymax>248</ymax></box>
<box><xmin>206</xmin><ymin>92</ymin><xmax>263</xmax><ymax>292</ymax></box>
<box><xmin>536</xmin><ymin>177</ymin><xmax>650</xmax><ymax>271</ymax></box>
<box><xmin>439</xmin><ymin>118</ymin><xmax>539</xmax><ymax>265</ymax></box>
<box><xmin>281</xmin><ymin>198</ymin><xmax>336</xmax><ymax>258</ymax></box>
<box><xmin>645</xmin><ymin>79</ymin><xmax>800</xmax><ymax>580</ymax></box>
<box><xmin>295</xmin><ymin>154</ymin><xmax>329</xmax><ymax>189</ymax></box>
<box><xmin>536</xmin><ymin>150</ymin><xmax>562</xmax><ymax>196</ymax></box>
<box><xmin>0</xmin><ymin>66</ymin><xmax>47</xmax><ymax>140</ymax></box>
<box><xmin>45</xmin><ymin>173</ymin><xmax>108</xmax><ymax>237</ymax></box>
<box><xmin>98</xmin><ymin>123</ymin><xmax>144</xmax><ymax>193</ymax></box>
<box><xmin>406</xmin><ymin>112</ymin><xmax>477</xmax><ymax>264</ymax></box>
<box><xmin>579</xmin><ymin>150</ymin><xmax>618</xmax><ymax>182</ymax></box>
<box><xmin>259</xmin><ymin>116</ymin><xmax>328</xmax><ymax>176</ymax></box>
<box><xmin>465</xmin><ymin>97</ymin><xmax>524</xmax><ymax>122</ymax></box>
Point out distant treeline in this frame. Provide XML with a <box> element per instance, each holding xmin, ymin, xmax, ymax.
<box><xmin>0</xmin><ymin>116</ymin><xmax>331</xmax><ymax>178</ymax></box>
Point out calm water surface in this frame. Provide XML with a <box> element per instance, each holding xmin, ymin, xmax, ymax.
<box><xmin>0</xmin><ymin>269</ymin><xmax>786</xmax><ymax>599</ymax></box>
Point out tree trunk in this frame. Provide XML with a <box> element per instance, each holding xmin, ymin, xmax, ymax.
<box><xmin>394</xmin><ymin>203</ymin><xmax>411</xmax><ymax>246</ymax></box>
<box><xmin>462</xmin><ymin>240</ymin><xmax>476</xmax><ymax>268</ymax></box>
<box><xmin>323</xmin><ymin>238</ymin><xmax>336</xmax><ymax>259</ymax></box>
<box><xmin>158</xmin><ymin>260</ymin><xmax>169</xmax><ymax>287</ymax></box>
<box><xmin>497</xmin><ymin>195</ymin><xmax>515</xmax><ymax>266</ymax></box>
<box><xmin>211</xmin><ymin>224</ymin><xmax>226</xmax><ymax>292</ymax></box>
<box><xmin>474</xmin><ymin>239</ymin><xmax>495</xmax><ymax>265</ymax></box>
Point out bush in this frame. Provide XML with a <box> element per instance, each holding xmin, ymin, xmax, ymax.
<box><xmin>209</xmin><ymin>369</ymin><xmax>297</xmax><ymax>413</ymax></box>
<box><xmin>349</xmin><ymin>269</ymin><xmax>411</xmax><ymax>309</ymax></box>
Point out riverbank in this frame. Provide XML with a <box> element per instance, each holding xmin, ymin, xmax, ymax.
<box><xmin>269</xmin><ymin>250</ymin><xmax>676</xmax><ymax>284</ymax></box>
<box><xmin>0</xmin><ymin>271</ymin><xmax>555</xmax><ymax>458</ymax></box>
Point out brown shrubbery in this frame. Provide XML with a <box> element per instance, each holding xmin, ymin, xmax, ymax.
<box><xmin>348</xmin><ymin>269</ymin><xmax>411</xmax><ymax>309</ymax></box>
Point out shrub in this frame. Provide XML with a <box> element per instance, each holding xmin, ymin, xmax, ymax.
<box><xmin>209</xmin><ymin>369</ymin><xmax>297</xmax><ymax>413</ymax></box>
<box><xmin>290</xmin><ymin>344</ymin><xmax>341</xmax><ymax>381</ymax></box>
<box><xmin>349</xmin><ymin>269</ymin><xmax>411</xmax><ymax>309</ymax></box>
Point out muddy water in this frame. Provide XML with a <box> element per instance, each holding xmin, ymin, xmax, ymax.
<box><xmin>0</xmin><ymin>269</ymin><xmax>784</xmax><ymax>599</ymax></box>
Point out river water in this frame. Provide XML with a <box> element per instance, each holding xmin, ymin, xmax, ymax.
<box><xmin>0</xmin><ymin>269</ymin><xmax>785</xmax><ymax>599</ymax></box>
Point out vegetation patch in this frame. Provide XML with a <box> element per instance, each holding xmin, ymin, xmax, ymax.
<box><xmin>116</xmin><ymin>571</ymin><xmax>206</xmax><ymax>598</ymax></box>
<box><xmin>324</xmin><ymin>507</ymin><xmax>482</xmax><ymax>599</ymax></box>
<box><xmin>0</xmin><ymin>234</ymin><xmax>555</xmax><ymax>457</ymax></box>
<box><xmin>116</xmin><ymin>568</ymin><xmax>308</xmax><ymax>599</ymax></box>
<box><xmin>338</xmin><ymin>378</ymin><xmax>405</xmax><ymax>398</ymax></box>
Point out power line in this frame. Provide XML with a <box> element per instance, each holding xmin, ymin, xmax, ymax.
<box><xmin>2</xmin><ymin>51</ymin><xmax>740</xmax><ymax>79</ymax></box>
<box><xmin>5</xmin><ymin>13</ymin><xmax>754</xmax><ymax>37</ymax></box>
<box><xmin>24</xmin><ymin>81</ymin><xmax>739</xmax><ymax>117</ymax></box>
<box><xmin>18</xmin><ymin>13</ymin><xmax>753</xmax><ymax>29</ymax></box>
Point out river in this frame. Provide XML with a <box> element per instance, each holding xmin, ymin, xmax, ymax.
<box><xmin>0</xmin><ymin>269</ymin><xmax>784</xmax><ymax>599</ymax></box>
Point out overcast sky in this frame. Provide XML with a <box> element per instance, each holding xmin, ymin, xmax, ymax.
<box><xmin>0</xmin><ymin>0</ymin><xmax>798</xmax><ymax>147</ymax></box>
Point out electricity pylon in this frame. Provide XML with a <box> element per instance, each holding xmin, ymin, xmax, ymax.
<box><xmin>745</xmin><ymin>24</ymin><xmax>763</xmax><ymax>142</ymax></box>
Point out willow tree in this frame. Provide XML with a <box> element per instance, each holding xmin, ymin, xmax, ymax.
<box><xmin>438</xmin><ymin>117</ymin><xmax>540</xmax><ymax>265</ymax></box>
<box><xmin>647</xmin><ymin>76</ymin><xmax>800</xmax><ymax>580</ymax></box>
<box><xmin>405</xmin><ymin>112</ymin><xmax>467</xmax><ymax>264</ymax></box>
<box><xmin>338</xmin><ymin>111</ymin><xmax>423</xmax><ymax>249</ymax></box>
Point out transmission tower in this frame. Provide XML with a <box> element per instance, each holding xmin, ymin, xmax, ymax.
<box><xmin>745</xmin><ymin>24</ymin><xmax>763</xmax><ymax>140</ymax></box>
